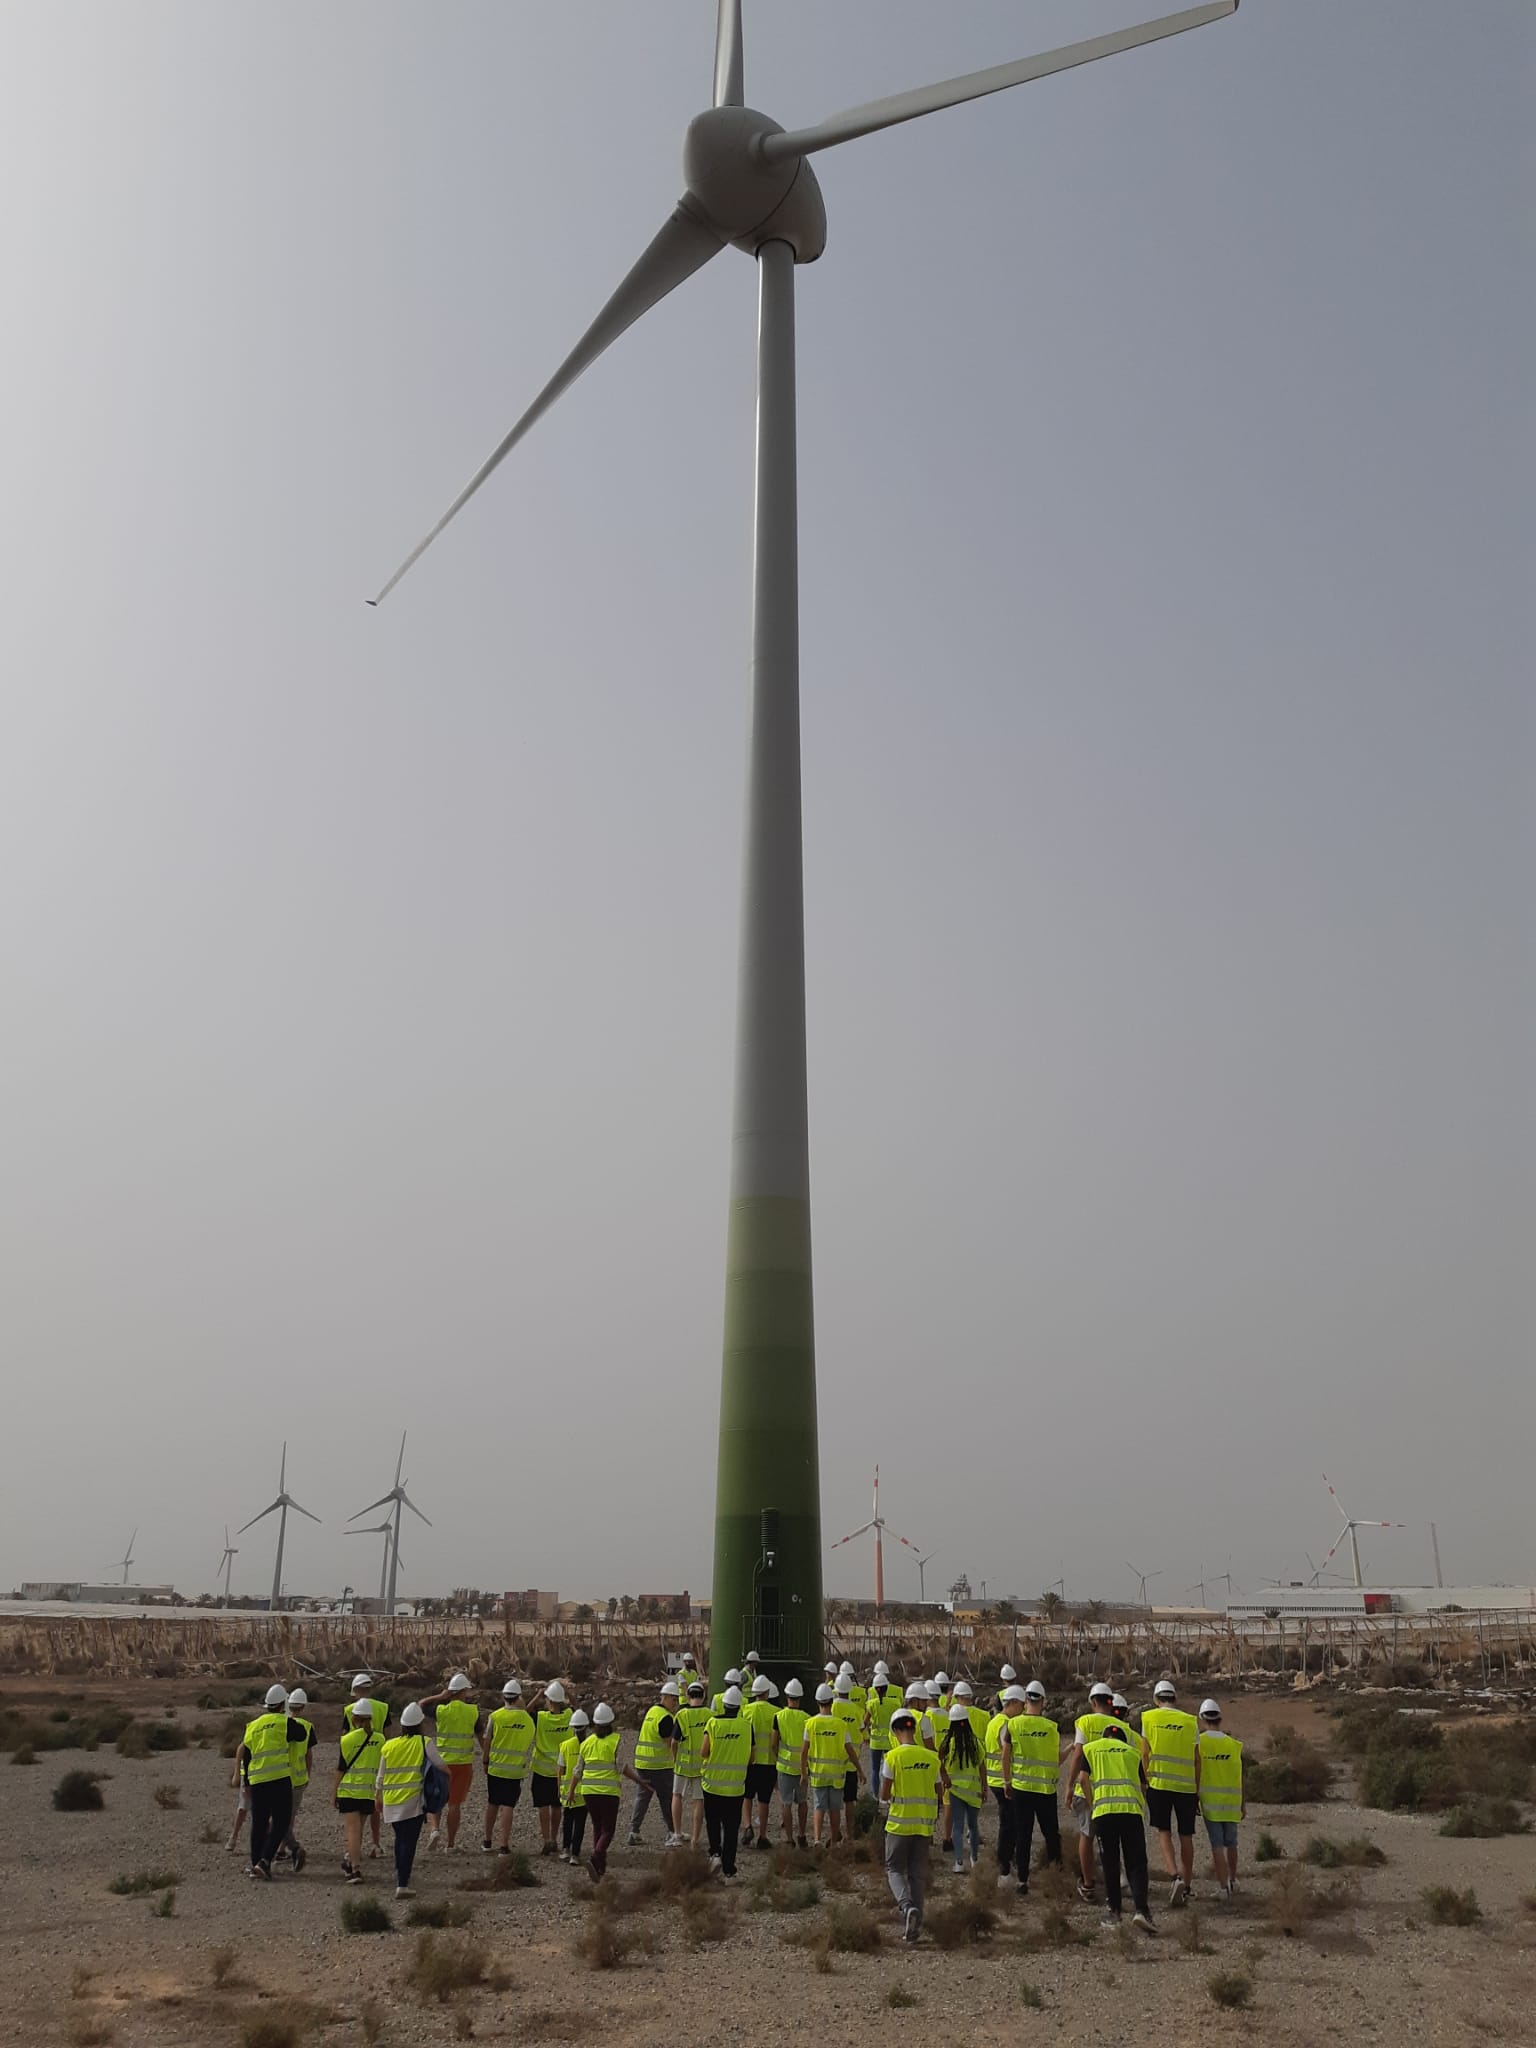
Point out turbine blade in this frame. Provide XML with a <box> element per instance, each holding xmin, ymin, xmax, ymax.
<box><xmin>713</xmin><ymin>0</ymin><xmax>744</xmax><ymax>107</ymax></box>
<box><xmin>831</xmin><ymin>1523</ymin><xmax>875</xmax><ymax>1547</ymax></box>
<box><xmin>395</xmin><ymin>1431</ymin><xmax>407</xmax><ymax>1487</ymax></box>
<box><xmin>369</xmin><ymin>203</ymin><xmax>725</xmax><ymax>604</ymax></box>
<box><xmin>237</xmin><ymin>1501</ymin><xmax>282</xmax><ymax>1533</ymax></box>
<box><xmin>289</xmin><ymin>1500</ymin><xmax>322</xmax><ymax>1524</ymax></box>
<box><xmin>349</xmin><ymin>1493</ymin><xmax>396</xmax><ymax>1520</ymax></box>
<box><xmin>764</xmin><ymin>1</ymin><xmax>1236</xmax><ymax>161</ymax></box>
<box><xmin>400</xmin><ymin>1493</ymin><xmax>432</xmax><ymax>1527</ymax></box>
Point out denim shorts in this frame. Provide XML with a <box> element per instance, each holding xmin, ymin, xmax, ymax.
<box><xmin>1204</xmin><ymin>1818</ymin><xmax>1238</xmax><ymax>1850</ymax></box>
<box><xmin>812</xmin><ymin>1785</ymin><xmax>845</xmax><ymax>1814</ymax></box>
<box><xmin>778</xmin><ymin>1772</ymin><xmax>803</xmax><ymax>1805</ymax></box>
<box><xmin>673</xmin><ymin>1772</ymin><xmax>701</xmax><ymax>1801</ymax></box>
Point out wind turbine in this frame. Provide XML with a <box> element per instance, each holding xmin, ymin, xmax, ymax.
<box><xmin>110</xmin><ymin>1530</ymin><xmax>137</xmax><ymax>1586</ymax></box>
<box><xmin>346</xmin><ymin>1517</ymin><xmax>400</xmax><ymax>1607</ymax></box>
<box><xmin>915</xmin><ymin>1551</ymin><xmax>938</xmax><ymax>1605</ymax></box>
<box><xmin>216</xmin><ymin>1527</ymin><xmax>238</xmax><ymax>1604</ymax></box>
<box><xmin>238</xmin><ymin>1443</ymin><xmax>321</xmax><ymax>1611</ymax></box>
<box><xmin>1321</xmin><ymin>1473</ymin><xmax>1405</xmax><ymax>1590</ymax></box>
<box><xmin>1126</xmin><ymin>1560</ymin><xmax>1163</xmax><ymax>1607</ymax></box>
<box><xmin>829</xmin><ymin>1468</ymin><xmax>920</xmax><ymax>1612</ymax></box>
<box><xmin>369</xmin><ymin>0</ymin><xmax>1241</xmax><ymax>1682</ymax></box>
<box><xmin>348</xmin><ymin>1433</ymin><xmax>431</xmax><ymax>1618</ymax></box>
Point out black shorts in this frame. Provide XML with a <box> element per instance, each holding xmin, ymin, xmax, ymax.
<box><xmin>1147</xmin><ymin>1788</ymin><xmax>1198</xmax><ymax>1836</ymax></box>
<box><xmin>336</xmin><ymin>1797</ymin><xmax>375</xmax><ymax>1815</ymax></box>
<box><xmin>843</xmin><ymin>1769</ymin><xmax>859</xmax><ymax>1804</ymax></box>
<box><xmin>747</xmin><ymin>1763</ymin><xmax>777</xmax><ymax>1802</ymax></box>
<box><xmin>486</xmin><ymin>1775</ymin><xmax>524</xmax><ymax>1809</ymax></box>
<box><xmin>530</xmin><ymin>1774</ymin><xmax>561</xmax><ymax>1809</ymax></box>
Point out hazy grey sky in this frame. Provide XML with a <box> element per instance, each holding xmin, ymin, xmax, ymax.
<box><xmin>2</xmin><ymin>2</ymin><xmax>1529</xmax><ymax>1608</ymax></box>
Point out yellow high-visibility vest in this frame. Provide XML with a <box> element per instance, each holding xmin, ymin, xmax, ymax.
<box><xmin>579</xmin><ymin>1730</ymin><xmax>623</xmax><ymax>1800</ymax></box>
<box><xmin>338</xmin><ymin>1725</ymin><xmax>382</xmax><ymax>1800</ymax></box>
<box><xmin>675</xmin><ymin>1705</ymin><xmax>711</xmax><ymax>1779</ymax></box>
<box><xmin>377</xmin><ymin>1733</ymin><xmax>427</xmax><ymax>1809</ymax></box>
<box><xmin>287</xmin><ymin>1716</ymin><xmax>314</xmax><ymax>1788</ymax></box>
<box><xmin>434</xmin><ymin>1698</ymin><xmax>478</xmax><ymax>1768</ymax></box>
<box><xmin>831</xmin><ymin>1697</ymin><xmax>861</xmax><ymax>1751</ymax></box>
<box><xmin>745</xmin><ymin>1697</ymin><xmax>779</xmax><ymax>1765</ymax></box>
<box><xmin>558</xmin><ymin>1734</ymin><xmax>586</xmax><ymax>1809</ymax></box>
<box><xmin>940</xmin><ymin>1729</ymin><xmax>983</xmax><ymax>1807</ymax></box>
<box><xmin>636</xmin><ymin>1705</ymin><xmax>676</xmax><ymax>1773</ymax></box>
<box><xmin>243</xmin><ymin>1712</ymin><xmax>293</xmax><ymax>1788</ymax></box>
<box><xmin>701</xmin><ymin>1715</ymin><xmax>751</xmax><ymax>1798</ymax></box>
<box><xmin>1008</xmin><ymin>1714</ymin><xmax>1062</xmax><ymax>1798</ymax></box>
<box><xmin>884</xmin><ymin>1743</ymin><xmax>942</xmax><ymax>1837</ymax></box>
<box><xmin>868</xmin><ymin>1687</ymin><xmax>899</xmax><ymax>1752</ymax></box>
<box><xmin>532</xmin><ymin>1708</ymin><xmax>571</xmax><ymax>1778</ymax></box>
<box><xmin>1197</xmin><ymin>1732</ymin><xmax>1244</xmax><ymax>1822</ymax></box>
<box><xmin>486</xmin><ymin>1706</ymin><xmax>535</xmax><ymax>1779</ymax></box>
<box><xmin>984</xmin><ymin>1710</ymin><xmax>1011</xmax><ymax>1788</ymax></box>
<box><xmin>773</xmin><ymin>1707</ymin><xmax>808</xmax><ymax>1774</ymax></box>
<box><xmin>1083</xmin><ymin>1736</ymin><xmax>1145</xmax><ymax>1821</ymax></box>
<box><xmin>804</xmin><ymin>1713</ymin><xmax>848</xmax><ymax>1789</ymax></box>
<box><xmin>1140</xmin><ymin>1706</ymin><xmax>1198</xmax><ymax>1793</ymax></box>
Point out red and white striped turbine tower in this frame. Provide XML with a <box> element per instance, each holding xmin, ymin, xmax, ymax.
<box><xmin>830</xmin><ymin>1468</ymin><xmax>921</xmax><ymax>1613</ymax></box>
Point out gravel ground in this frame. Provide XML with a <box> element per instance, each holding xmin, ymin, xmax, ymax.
<box><xmin>8</xmin><ymin>1691</ymin><xmax>1535</xmax><ymax>2048</ymax></box>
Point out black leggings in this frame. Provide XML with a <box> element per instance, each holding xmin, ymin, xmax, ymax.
<box><xmin>562</xmin><ymin>1805</ymin><xmax>588</xmax><ymax>1855</ymax></box>
<box><xmin>248</xmin><ymin>1781</ymin><xmax>292</xmax><ymax>1869</ymax></box>
<box><xmin>992</xmin><ymin>1787</ymin><xmax>1017</xmax><ymax>1873</ymax></box>
<box><xmin>704</xmin><ymin>1792</ymin><xmax>741</xmax><ymax>1876</ymax></box>
<box><xmin>1016</xmin><ymin>1792</ymin><xmax>1062</xmax><ymax>1876</ymax></box>
<box><xmin>1096</xmin><ymin>1813</ymin><xmax>1150</xmax><ymax>1916</ymax></box>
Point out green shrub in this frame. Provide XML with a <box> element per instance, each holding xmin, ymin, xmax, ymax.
<box><xmin>1020</xmin><ymin>1981</ymin><xmax>1045</xmax><ymax>2009</ymax></box>
<box><xmin>850</xmin><ymin>1791</ymin><xmax>880</xmax><ymax>1836</ymax></box>
<box><xmin>408</xmin><ymin>1900</ymin><xmax>472</xmax><ymax>1928</ymax></box>
<box><xmin>53</xmin><ymin>1770</ymin><xmax>105</xmax><ymax>1811</ymax></box>
<box><xmin>340</xmin><ymin>1893</ymin><xmax>393</xmax><ymax>1934</ymax></box>
<box><xmin>886</xmin><ymin>1985</ymin><xmax>919</xmax><ymax>2007</ymax></box>
<box><xmin>1207</xmin><ymin>1969</ymin><xmax>1254</xmax><ymax>2009</ymax></box>
<box><xmin>109</xmin><ymin>1869</ymin><xmax>179</xmax><ymax>1896</ymax></box>
<box><xmin>1300</xmin><ymin>1835</ymin><xmax>1386</xmax><ymax>1869</ymax></box>
<box><xmin>1439</xmin><ymin>1800</ymin><xmax>1528</xmax><ymax>1839</ymax></box>
<box><xmin>1254</xmin><ymin>1830</ymin><xmax>1285</xmax><ymax>1862</ymax></box>
<box><xmin>1245</xmin><ymin>1729</ymin><xmax>1330</xmax><ymax>1804</ymax></box>
<box><xmin>240</xmin><ymin>2019</ymin><xmax>299</xmax><ymax>2048</ymax></box>
<box><xmin>825</xmin><ymin>1901</ymin><xmax>882</xmax><ymax>1952</ymax></box>
<box><xmin>1422</xmin><ymin>1885</ymin><xmax>1482</xmax><ymax>1927</ymax></box>
<box><xmin>153</xmin><ymin>1888</ymin><xmax>177</xmax><ymax>1919</ymax></box>
<box><xmin>11</xmin><ymin>1746</ymin><xmax>36</xmax><ymax>1766</ymax></box>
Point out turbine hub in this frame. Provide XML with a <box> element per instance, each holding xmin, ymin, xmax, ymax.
<box><xmin>682</xmin><ymin>105</ymin><xmax>826</xmax><ymax>263</ymax></box>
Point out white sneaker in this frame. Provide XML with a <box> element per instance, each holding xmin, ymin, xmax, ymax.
<box><xmin>903</xmin><ymin>1906</ymin><xmax>920</xmax><ymax>1944</ymax></box>
<box><xmin>1099</xmin><ymin>1913</ymin><xmax>1120</xmax><ymax>1932</ymax></box>
<box><xmin>626</xmin><ymin>1833</ymin><xmax>644</xmax><ymax>1847</ymax></box>
<box><xmin>1133</xmin><ymin>1911</ymin><xmax>1157</xmax><ymax>1936</ymax></box>
<box><xmin>952</xmin><ymin>1862</ymin><xmax>965</xmax><ymax>1875</ymax></box>
<box><xmin>395</xmin><ymin>1886</ymin><xmax>415</xmax><ymax>1900</ymax></box>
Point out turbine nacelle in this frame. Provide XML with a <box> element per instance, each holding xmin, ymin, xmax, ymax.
<box><xmin>682</xmin><ymin>107</ymin><xmax>826</xmax><ymax>262</ymax></box>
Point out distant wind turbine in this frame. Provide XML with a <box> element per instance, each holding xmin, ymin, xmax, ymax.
<box><xmin>238</xmin><ymin>1443</ymin><xmax>321</xmax><ymax>1611</ymax></box>
<box><xmin>829</xmin><ymin>1469</ymin><xmax>920</xmax><ymax>1612</ymax></box>
<box><xmin>1321</xmin><ymin>1473</ymin><xmax>1405</xmax><ymax>1589</ymax></box>
<box><xmin>346</xmin><ymin>1517</ymin><xmax>401</xmax><ymax>1607</ymax></box>
<box><xmin>1126</xmin><ymin>1560</ymin><xmax>1163</xmax><ymax>1607</ymax></box>
<box><xmin>110</xmin><ymin>1529</ymin><xmax>137</xmax><ymax>1586</ymax></box>
<box><xmin>348</xmin><ymin>1433</ymin><xmax>431</xmax><ymax>1617</ymax></box>
<box><xmin>216</xmin><ymin>1527</ymin><xmax>238</xmax><ymax>1604</ymax></box>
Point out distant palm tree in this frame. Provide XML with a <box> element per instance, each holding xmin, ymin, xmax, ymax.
<box><xmin>1085</xmin><ymin>1599</ymin><xmax>1107</xmax><ymax>1623</ymax></box>
<box><xmin>1039</xmin><ymin>1589</ymin><xmax>1064</xmax><ymax>1621</ymax></box>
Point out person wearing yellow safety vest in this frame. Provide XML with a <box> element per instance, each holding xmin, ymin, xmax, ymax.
<box><xmin>1068</xmin><ymin>1681</ymin><xmax>1121</xmax><ymax>1903</ymax></box>
<box><xmin>939</xmin><ymin>1681</ymin><xmax>988</xmax><ymax>1857</ymax></box>
<box><xmin>741</xmin><ymin>1674</ymin><xmax>781</xmax><ymax>1849</ymax></box>
<box><xmin>1196</xmin><ymin>1698</ymin><xmax>1244</xmax><ymax>1897</ymax></box>
<box><xmin>771</xmin><ymin>1677</ymin><xmax>809</xmax><ymax>1849</ymax></box>
<box><xmin>830</xmin><ymin>1677</ymin><xmax>863</xmax><ymax>1815</ymax></box>
<box><xmin>236</xmin><ymin>1684</ymin><xmax>306</xmax><ymax>1882</ymax></box>
<box><xmin>1065</xmin><ymin>1720</ymin><xmax>1156</xmax><ymax>1934</ymax></box>
<box><xmin>276</xmin><ymin>1686</ymin><xmax>318</xmax><ymax>1871</ymax></box>
<box><xmin>348</xmin><ymin>1673</ymin><xmax>393</xmax><ymax>1859</ymax></box>
<box><xmin>420</xmin><ymin>1672</ymin><xmax>479</xmax><ymax>1853</ymax></box>
<box><xmin>671</xmin><ymin>1682</ymin><xmax>712</xmax><ymax>1851</ymax></box>
<box><xmin>675</xmin><ymin>1651</ymin><xmax>703</xmax><ymax>1698</ymax></box>
<box><xmin>566</xmin><ymin>1701</ymin><xmax>645</xmax><ymax>1879</ymax></box>
<box><xmin>479</xmin><ymin>1677</ymin><xmax>536</xmax><ymax>1855</ymax></box>
<box><xmin>627</xmin><ymin>1679</ymin><xmax>682</xmax><ymax>1846</ymax></box>
<box><xmin>985</xmin><ymin>1683</ymin><xmax>1022</xmax><ymax>1879</ymax></box>
<box><xmin>1141</xmin><ymin>1677</ymin><xmax>1202</xmax><ymax>1906</ymax></box>
<box><xmin>865</xmin><ymin>1664</ymin><xmax>899</xmax><ymax>1829</ymax></box>
<box><xmin>940</xmin><ymin>1704</ymin><xmax>985</xmax><ymax>1872</ymax></box>
<box><xmin>557</xmin><ymin>1709</ymin><xmax>592</xmax><ymax>1863</ymax></box>
<box><xmin>838</xmin><ymin>1661</ymin><xmax>867</xmax><ymax>1717</ymax></box>
<box><xmin>528</xmin><ymin>1679</ymin><xmax>572</xmax><ymax>1857</ymax></box>
<box><xmin>701</xmin><ymin>1686</ymin><xmax>754</xmax><ymax>1878</ymax></box>
<box><xmin>334</xmin><ymin>1698</ymin><xmax>385</xmax><ymax>1883</ymax></box>
<box><xmin>374</xmin><ymin>1701</ymin><xmax>448</xmax><ymax>1900</ymax></box>
<box><xmin>1001</xmin><ymin>1678</ymin><xmax>1064</xmax><ymax>1894</ymax></box>
<box><xmin>801</xmin><ymin>1684</ymin><xmax>863</xmax><ymax>1848</ymax></box>
<box><xmin>881</xmin><ymin>1707</ymin><xmax>946</xmax><ymax>1944</ymax></box>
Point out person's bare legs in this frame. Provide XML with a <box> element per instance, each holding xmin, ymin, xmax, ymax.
<box><xmin>1078</xmin><ymin>1814</ymin><xmax>1096</xmax><ymax>1890</ymax></box>
<box><xmin>344</xmin><ymin>1811</ymin><xmax>364</xmax><ymax>1870</ymax></box>
<box><xmin>1157</xmin><ymin>1825</ymin><xmax>1178</xmax><ymax>1879</ymax></box>
<box><xmin>370</xmin><ymin>1798</ymin><xmax>382</xmax><ymax>1854</ymax></box>
<box><xmin>445</xmin><ymin>1798</ymin><xmax>463</xmax><ymax>1849</ymax></box>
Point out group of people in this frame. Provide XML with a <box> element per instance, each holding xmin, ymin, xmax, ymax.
<box><xmin>228</xmin><ymin>1651</ymin><xmax>1245</xmax><ymax>1944</ymax></box>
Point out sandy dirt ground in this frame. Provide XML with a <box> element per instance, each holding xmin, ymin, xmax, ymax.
<box><xmin>8</xmin><ymin>1686</ymin><xmax>1534</xmax><ymax>2048</ymax></box>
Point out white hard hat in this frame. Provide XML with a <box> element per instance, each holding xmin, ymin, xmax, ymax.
<box><xmin>570</xmin><ymin>1709</ymin><xmax>590</xmax><ymax>1730</ymax></box>
<box><xmin>1199</xmin><ymin>1698</ymin><xmax>1222</xmax><ymax>1719</ymax></box>
<box><xmin>722</xmin><ymin>1686</ymin><xmax>743</xmax><ymax>1709</ymax></box>
<box><xmin>839</xmin><ymin>1661</ymin><xmax>854</xmax><ymax>1675</ymax></box>
<box><xmin>891</xmin><ymin>1708</ymin><xmax>917</xmax><ymax>1731</ymax></box>
<box><xmin>925</xmin><ymin>1679</ymin><xmax>942</xmax><ymax>1699</ymax></box>
<box><xmin>1000</xmin><ymin>1664</ymin><xmax>1017</xmax><ymax>1682</ymax></box>
<box><xmin>400</xmin><ymin>1702</ymin><xmax>425</xmax><ymax>1727</ymax></box>
<box><xmin>1024</xmin><ymin>1680</ymin><xmax>1046</xmax><ymax>1701</ymax></box>
<box><xmin>350</xmin><ymin>1699</ymin><xmax>374</xmax><ymax>1720</ymax></box>
<box><xmin>935</xmin><ymin>1670</ymin><xmax>950</xmax><ymax>1687</ymax></box>
<box><xmin>544</xmin><ymin>1681</ymin><xmax>567</xmax><ymax>1705</ymax></box>
<box><xmin>824</xmin><ymin>1661</ymin><xmax>838</xmax><ymax>1675</ymax></box>
<box><xmin>873</xmin><ymin>1661</ymin><xmax>889</xmax><ymax>1677</ymax></box>
<box><xmin>286</xmin><ymin>1688</ymin><xmax>308</xmax><ymax>1709</ymax></box>
<box><xmin>264</xmin><ymin>1684</ymin><xmax>288</xmax><ymax>1708</ymax></box>
<box><xmin>948</xmin><ymin>1703</ymin><xmax>970</xmax><ymax>1723</ymax></box>
<box><xmin>952</xmin><ymin>1680</ymin><xmax>973</xmax><ymax>1699</ymax></box>
<box><xmin>904</xmin><ymin>1682</ymin><xmax>927</xmax><ymax>1703</ymax></box>
<box><xmin>834</xmin><ymin>1677</ymin><xmax>851</xmax><ymax>1695</ymax></box>
<box><xmin>1112</xmin><ymin>1693</ymin><xmax>1129</xmax><ymax>1712</ymax></box>
<box><xmin>351</xmin><ymin>1673</ymin><xmax>373</xmax><ymax>1692</ymax></box>
<box><xmin>751</xmin><ymin>1675</ymin><xmax>772</xmax><ymax>1696</ymax></box>
<box><xmin>1002</xmin><ymin>1685</ymin><xmax>1027</xmax><ymax>1704</ymax></box>
<box><xmin>767</xmin><ymin>1681</ymin><xmax>780</xmax><ymax>1700</ymax></box>
<box><xmin>724</xmin><ymin>1668</ymin><xmax>742</xmax><ymax>1686</ymax></box>
<box><xmin>1154</xmin><ymin>1680</ymin><xmax>1177</xmax><ymax>1700</ymax></box>
<box><xmin>1089</xmin><ymin>1682</ymin><xmax>1113</xmax><ymax>1701</ymax></box>
<box><xmin>502</xmin><ymin>1679</ymin><xmax>523</xmax><ymax>1697</ymax></box>
<box><xmin>784</xmin><ymin>1678</ymin><xmax>804</xmax><ymax>1698</ymax></box>
<box><xmin>687</xmin><ymin>1682</ymin><xmax>706</xmax><ymax>1698</ymax></box>
<box><xmin>816</xmin><ymin>1684</ymin><xmax>834</xmax><ymax>1705</ymax></box>
<box><xmin>593</xmin><ymin>1702</ymin><xmax>615</xmax><ymax>1726</ymax></box>
<box><xmin>660</xmin><ymin>1680</ymin><xmax>680</xmax><ymax>1697</ymax></box>
<box><xmin>746</xmin><ymin>1649</ymin><xmax>761</xmax><ymax>1662</ymax></box>
<box><xmin>448</xmin><ymin>1672</ymin><xmax>472</xmax><ymax>1692</ymax></box>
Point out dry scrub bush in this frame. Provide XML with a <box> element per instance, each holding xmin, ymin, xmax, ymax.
<box><xmin>53</xmin><ymin>1770</ymin><xmax>105</xmax><ymax>1811</ymax></box>
<box><xmin>1025</xmin><ymin>1900</ymin><xmax>1096</xmax><ymax>1950</ymax></box>
<box><xmin>153</xmin><ymin>1784</ymin><xmax>181</xmax><ymax>1810</ymax></box>
<box><xmin>152</xmin><ymin>1888</ymin><xmax>177</xmax><ymax>1918</ymax></box>
<box><xmin>67</xmin><ymin>2022</ymin><xmax>116</xmax><ymax>2048</ymax></box>
<box><xmin>210</xmin><ymin>1947</ymin><xmax>238</xmax><ymax>1987</ymax></box>
<box><xmin>750</xmin><ymin>1873</ymin><xmax>821</xmax><ymax>1914</ymax></box>
<box><xmin>404</xmin><ymin>1931</ymin><xmax>489</xmax><ymax>2002</ymax></box>
<box><xmin>408</xmin><ymin>1900</ymin><xmax>473</xmax><ymax>1929</ymax></box>
<box><xmin>1177</xmin><ymin>1910</ymin><xmax>1214</xmax><ymax>1955</ymax></box>
<box><xmin>240</xmin><ymin>2018</ymin><xmax>300</xmax><ymax>2048</ymax></box>
<box><xmin>575</xmin><ymin>1900</ymin><xmax>639</xmax><ymax>1970</ymax></box>
<box><xmin>1245</xmin><ymin>1729</ymin><xmax>1331</xmax><ymax>1804</ymax></box>
<box><xmin>459</xmin><ymin>1850</ymin><xmax>538</xmax><ymax>1891</ymax></box>
<box><xmin>108</xmin><ymin>1869</ymin><xmax>179</xmax><ymax>1896</ymax></box>
<box><xmin>680</xmin><ymin>1888</ymin><xmax>732</xmax><ymax>1947</ymax></box>
<box><xmin>1422</xmin><ymin>1885</ymin><xmax>1482</xmax><ymax>1927</ymax></box>
<box><xmin>1440</xmin><ymin>1801</ymin><xmax>1529</xmax><ymax>1839</ymax></box>
<box><xmin>1020</xmin><ymin>1981</ymin><xmax>1045</xmax><ymax>2009</ymax></box>
<box><xmin>924</xmin><ymin>1870</ymin><xmax>998</xmax><ymax>1950</ymax></box>
<box><xmin>825</xmin><ymin>1901</ymin><xmax>882</xmax><ymax>1951</ymax></box>
<box><xmin>1263</xmin><ymin>1864</ymin><xmax>1358</xmax><ymax>1935</ymax></box>
<box><xmin>654</xmin><ymin>1848</ymin><xmax>713</xmax><ymax>1894</ymax></box>
<box><xmin>1207</xmin><ymin>1969</ymin><xmax>1254</xmax><ymax>2009</ymax></box>
<box><xmin>1301</xmin><ymin>1836</ymin><xmax>1386</xmax><ymax>1868</ymax></box>
<box><xmin>340</xmin><ymin>1893</ymin><xmax>393</xmax><ymax>1935</ymax></box>
<box><xmin>1254</xmin><ymin>1831</ymin><xmax>1285</xmax><ymax>1862</ymax></box>
<box><xmin>886</xmin><ymin>1985</ymin><xmax>919</xmax><ymax>2007</ymax></box>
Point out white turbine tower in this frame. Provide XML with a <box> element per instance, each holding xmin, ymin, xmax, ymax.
<box><xmin>370</xmin><ymin>0</ymin><xmax>1240</xmax><ymax>1664</ymax></box>
<box><xmin>348</xmin><ymin>1434</ymin><xmax>431</xmax><ymax>1618</ymax></box>
<box><xmin>238</xmin><ymin>1443</ymin><xmax>321</xmax><ymax>1611</ymax></box>
<box><xmin>1321</xmin><ymin>1474</ymin><xmax>1406</xmax><ymax>1590</ymax></box>
<box><xmin>345</xmin><ymin>1517</ymin><xmax>400</xmax><ymax>1607</ymax></box>
<box><xmin>216</xmin><ymin>1527</ymin><xmax>239</xmax><ymax>1604</ymax></box>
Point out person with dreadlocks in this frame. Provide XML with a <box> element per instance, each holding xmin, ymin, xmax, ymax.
<box><xmin>939</xmin><ymin>1702</ymin><xmax>985</xmax><ymax>1872</ymax></box>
